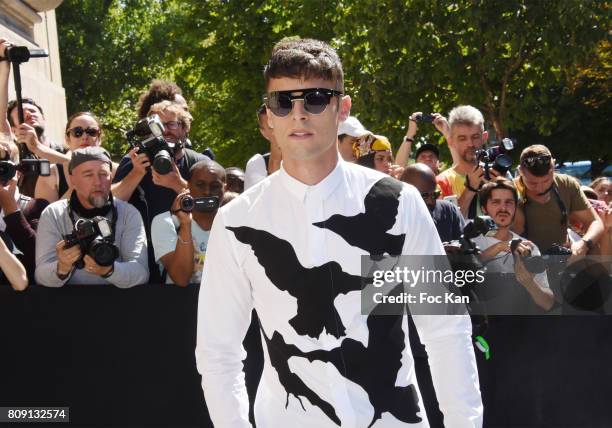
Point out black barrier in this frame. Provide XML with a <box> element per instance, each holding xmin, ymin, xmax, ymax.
<box><xmin>1</xmin><ymin>284</ymin><xmax>612</xmax><ymax>427</ymax></box>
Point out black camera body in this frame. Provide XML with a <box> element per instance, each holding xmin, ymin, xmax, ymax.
<box><xmin>63</xmin><ymin>217</ymin><xmax>119</xmax><ymax>269</ymax></box>
<box><xmin>445</xmin><ymin>215</ymin><xmax>498</xmax><ymax>256</ymax></box>
<box><xmin>415</xmin><ymin>113</ymin><xmax>434</xmax><ymax>123</ymax></box>
<box><xmin>0</xmin><ymin>157</ymin><xmax>50</xmax><ymax>185</ymax></box>
<box><xmin>5</xmin><ymin>46</ymin><xmax>48</xmax><ymax>63</ymax></box>
<box><xmin>514</xmin><ymin>240</ymin><xmax>572</xmax><ymax>274</ymax></box>
<box><xmin>179</xmin><ymin>194</ymin><xmax>220</xmax><ymax>213</ymax></box>
<box><xmin>476</xmin><ymin>138</ymin><xmax>514</xmax><ymax>180</ymax></box>
<box><xmin>126</xmin><ymin>115</ymin><xmax>177</xmax><ymax>175</ymax></box>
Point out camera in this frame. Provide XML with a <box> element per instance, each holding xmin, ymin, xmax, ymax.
<box><xmin>0</xmin><ymin>156</ymin><xmax>50</xmax><ymax>185</ymax></box>
<box><xmin>179</xmin><ymin>194</ymin><xmax>220</xmax><ymax>213</ymax></box>
<box><xmin>415</xmin><ymin>113</ymin><xmax>434</xmax><ymax>123</ymax></box>
<box><xmin>4</xmin><ymin>46</ymin><xmax>48</xmax><ymax>63</ymax></box>
<box><xmin>126</xmin><ymin>115</ymin><xmax>177</xmax><ymax>175</ymax></box>
<box><xmin>63</xmin><ymin>217</ymin><xmax>119</xmax><ymax>269</ymax></box>
<box><xmin>512</xmin><ymin>240</ymin><xmax>572</xmax><ymax>274</ymax></box>
<box><xmin>476</xmin><ymin>138</ymin><xmax>514</xmax><ymax>180</ymax></box>
<box><xmin>445</xmin><ymin>215</ymin><xmax>498</xmax><ymax>256</ymax></box>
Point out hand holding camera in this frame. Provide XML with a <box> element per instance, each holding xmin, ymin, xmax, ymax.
<box><xmin>56</xmin><ymin>239</ymin><xmax>82</xmax><ymax>275</ymax></box>
<box><xmin>62</xmin><ymin>217</ymin><xmax>119</xmax><ymax>271</ymax></box>
<box><xmin>151</xmin><ymin>161</ymin><xmax>186</xmax><ymax>193</ymax></box>
<box><xmin>171</xmin><ymin>190</ymin><xmax>193</xmax><ymax>226</ymax></box>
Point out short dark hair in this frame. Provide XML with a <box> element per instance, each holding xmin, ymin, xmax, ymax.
<box><xmin>263</xmin><ymin>38</ymin><xmax>344</xmax><ymax>90</ymax></box>
<box><xmin>479</xmin><ymin>177</ymin><xmax>518</xmax><ymax>207</ymax></box>
<box><xmin>7</xmin><ymin>98</ymin><xmax>45</xmax><ymax>126</ymax></box>
<box><xmin>137</xmin><ymin>79</ymin><xmax>184</xmax><ymax>119</ymax></box>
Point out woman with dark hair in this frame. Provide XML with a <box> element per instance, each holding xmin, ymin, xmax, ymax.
<box><xmin>34</xmin><ymin>111</ymin><xmax>116</xmax><ymax>203</ymax></box>
<box><xmin>355</xmin><ymin>134</ymin><xmax>397</xmax><ymax>176</ymax></box>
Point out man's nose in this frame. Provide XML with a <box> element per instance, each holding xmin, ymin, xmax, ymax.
<box><xmin>291</xmin><ymin>100</ymin><xmax>308</xmax><ymax>119</ymax></box>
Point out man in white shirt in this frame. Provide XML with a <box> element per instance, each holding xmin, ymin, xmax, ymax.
<box><xmin>196</xmin><ymin>38</ymin><xmax>483</xmax><ymax>427</ymax></box>
<box><xmin>474</xmin><ymin>177</ymin><xmax>555</xmax><ymax>312</ymax></box>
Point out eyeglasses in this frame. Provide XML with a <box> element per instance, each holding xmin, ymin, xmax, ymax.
<box><xmin>162</xmin><ymin>121</ymin><xmax>181</xmax><ymax>131</ymax></box>
<box><xmin>520</xmin><ymin>154</ymin><xmax>551</xmax><ymax>169</ymax></box>
<box><xmin>421</xmin><ymin>191</ymin><xmax>441</xmax><ymax>200</ymax></box>
<box><xmin>264</xmin><ymin>88</ymin><xmax>343</xmax><ymax>117</ymax></box>
<box><xmin>66</xmin><ymin>127</ymin><xmax>100</xmax><ymax>138</ymax></box>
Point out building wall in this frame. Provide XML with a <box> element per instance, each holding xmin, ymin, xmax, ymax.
<box><xmin>0</xmin><ymin>2</ymin><xmax>66</xmax><ymax>146</ymax></box>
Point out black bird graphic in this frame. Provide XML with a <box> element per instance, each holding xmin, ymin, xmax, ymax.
<box><xmin>312</xmin><ymin>177</ymin><xmax>406</xmax><ymax>256</ymax></box>
<box><xmin>228</xmin><ymin>226</ymin><xmax>366</xmax><ymax>339</ymax></box>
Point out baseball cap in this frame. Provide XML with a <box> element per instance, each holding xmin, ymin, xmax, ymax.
<box><xmin>415</xmin><ymin>143</ymin><xmax>440</xmax><ymax>159</ymax></box>
<box><xmin>69</xmin><ymin>146</ymin><xmax>113</xmax><ymax>174</ymax></box>
<box><xmin>338</xmin><ymin>116</ymin><xmax>369</xmax><ymax>137</ymax></box>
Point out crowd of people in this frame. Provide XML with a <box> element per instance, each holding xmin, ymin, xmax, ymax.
<box><xmin>1</xmin><ymin>34</ymin><xmax>611</xmax><ymax>427</ymax></box>
<box><xmin>0</xmin><ymin>36</ymin><xmax>609</xmax><ymax>295</ymax></box>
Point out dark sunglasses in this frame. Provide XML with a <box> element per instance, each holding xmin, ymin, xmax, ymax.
<box><xmin>520</xmin><ymin>154</ymin><xmax>551</xmax><ymax>169</ymax></box>
<box><xmin>421</xmin><ymin>191</ymin><xmax>441</xmax><ymax>200</ymax></box>
<box><xmin>67</xmin><ymin>127</ymin><xmax>100</xmax><ymax>138</ymax></box>
<box><xmin>264</xmin><ymin>88</ymin><xmax>343</xmax><ymax>117</ymax></box>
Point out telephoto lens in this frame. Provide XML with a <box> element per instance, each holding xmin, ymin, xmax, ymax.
<box><xmin>153</xmin><ymin>150</ymin><xmax>173</xmax><ymax>174</ymax></box>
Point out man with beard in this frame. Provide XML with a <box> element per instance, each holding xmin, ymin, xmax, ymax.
<box><xmin>112</xmin><ymin>100</ymin><xmax>208</xmax><ymax>281</ymax></box>
<box><xmin>513</xmin><ymin>145</ymin><xmax>604</xmax><ymax>258</ymax></box>
<box><xmin>35</xmin><ymin>147</ymin><xmax>148</xmax><ymax>287</ymax></box>
<box><xmin>473</xmin><ymin>177</ymin><xmax>554</xmax><ymax>312</ymax></box>
<box><xmin>436</xmin><ymin>105</ymin><xmax>499</xmax><ymax>219</ymax></box>
<box><xmin>401</xmin><ymin>163</ymin><xmax>464</xmax><ymax>243</ymax></box>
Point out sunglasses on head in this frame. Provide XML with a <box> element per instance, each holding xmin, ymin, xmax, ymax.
<box><xmin>520</xmin><ymin>154</ymin><xmax>551</xmax><ymax>169</ymax></box>
<box><xmin>264</xmin><ymin>88</ymin><xmax>343</xmax><ymax>117</ymax></box>
<box><xmin>420</xmin><ymin>190</ymin><xmax>441</xmax><ymax>200</ymax></box>
<box><xmin>67</xmin><ymin>126</ymin><xmax>100</xmax><ymax>138</ymax></box>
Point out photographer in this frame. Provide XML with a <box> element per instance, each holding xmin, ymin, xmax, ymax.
<box><xmin>436</xmin><ymin>105</ymin><xmax>500</xmax><ymax>219</ymax></box>
<box><xmin>395</xmin><ymin>111</ymin><xmax>448</xmax><ymax>173</ymax></box>
<box><xmin>151</xmin><ymin>159</ymin><xmax>225</xmax><ymax>286</ymax></box>
<box><xmin>35</xmin><ymin>147</ymin><xmax>148</xmax><ymax>287</ymax></box>
<box><xmin>513</xmin><ymin>145</ymin><xmax>604</xmax><ymax>259</ymax></box>
<box><xmin>474</xmin><ymin>177</ymin><xmax>554</xmax><ymax>311</ymax></box>
<box><xmin>1</xmin><ymin>39</ymin><xmax>68</xmax><ymax>198</ymax></box>
<box><xmin>112</xmin><ymin>101</ymin><xmax>207</xmax><ymax>281</ymax></box>
<box><xmin>0</xmin><ymin>135</ymin><xmax>48</xmax><ymax>278</ymax></box>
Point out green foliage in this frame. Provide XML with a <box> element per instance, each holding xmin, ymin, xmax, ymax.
<box><xmin>56</xmin><ymin>0</ymin><xmax>610</xmax><ymax>167</ymax></box>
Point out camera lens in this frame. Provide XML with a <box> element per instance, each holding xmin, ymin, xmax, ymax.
<box><xmin>90</xmin><ymin>240</ymin><xmax>118</xmax><ymax>267</ymax></box>
<box><xmin>153</xmin><ymin>150</ymin><xmax>173</xmax><ymax>174</ymax></box>
<box><xmin>0</xmin><ymin>160</ymin><xmax>16</xmax><ymax>183</ymax></box>
<box><xmin>180</xmin><ymin>195</ymin><xmax>195</xmax><ymax>212</ymax></box>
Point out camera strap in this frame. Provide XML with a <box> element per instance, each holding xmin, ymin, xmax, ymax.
<box><xmin>523</xmin><ymin>180</ymin><xmax>567</xmax><ymax>238</ymax></box>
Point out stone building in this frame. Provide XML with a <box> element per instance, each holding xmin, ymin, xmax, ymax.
<box><xmin>0</xmin><ymin>0</ymin><xmax>65</xmax><ymax>144</ymax></box>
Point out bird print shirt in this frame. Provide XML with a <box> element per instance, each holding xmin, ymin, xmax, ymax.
<box><xmin>196</xmin><ymin>159</ymin><xmax>483</xmax><ymax>428</ymax></box>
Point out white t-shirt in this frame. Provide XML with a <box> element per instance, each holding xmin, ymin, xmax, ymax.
<box><xmin>244</xmin><ymin>153</ymin><xmax>268</xmax><ymax>190</ymax></box>
<box><xmin>151</xmin><ymin>211</ymin><xmax>210</xmax><ymax>285</ymax></box>
<box><xmin>473</xmin><ymin>231</ymin><xmax>549</xmax><ymax>288</ymax></box>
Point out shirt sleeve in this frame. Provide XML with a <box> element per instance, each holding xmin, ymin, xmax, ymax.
<box><xmin>112</xmin><ymin>155</ymin><xmax>133</xmax><ymax>183</ymax></box>
<box><xmin>35</xmin><ymin>206</ymin><xmax>70</xmax><ymax>287</ymax></box>
<box><xmin>195</xmin><ymin>210</ymin><xmax>253</xmax><ymax>428</ymax></box>
<box><xmin>436</xmin><ymin>173</ymin><xmax>453</xmax><ymax>197</ymax></box>
<box><xmin>151</xmin><ymin>212</ymin><xmax>178</xmax><ymax>262</ymax></box>
<box><xmin>106</xmin><ymin>203</ymin><xmax>149</xmax><ymax>288</ymax></box>
<box><xmin>401</xmin><ymin>185</ymin><xmax>484</xmax><ymax>427</ymax></box>
<box><xmin>564</xmin><ymin>175</ymin><xmax>590</xmax><ymax>212</ymax></box>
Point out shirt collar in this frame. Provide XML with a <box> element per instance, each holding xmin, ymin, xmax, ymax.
<box><xmin>278</xmin><ymin>159</ymin><xmax>345</xmax><ymax>203</ymax></box>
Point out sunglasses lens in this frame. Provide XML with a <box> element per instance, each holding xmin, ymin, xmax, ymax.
<box><xmin>71</xmin><ymin>127</ymin><xmax>84</xmax><ymax>138</ymax></box>
<box><xmin>304</xmin><ymin>91</ymin><xmax>331</xmax><ymax>114</ymax></box>
<box><xmin>268</xmin><ymin>93</ymin><xmax>292</xmax><ymax>117</ymax></box>
<box><xmin>85</xmin><ymin>128</ymin><xmax>99</xmax><ymax>137</ymax></box>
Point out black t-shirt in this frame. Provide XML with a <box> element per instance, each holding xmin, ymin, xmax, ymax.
<box><xmin>430</xmin><ymin>199</ymin><xmax>465</xmax><ymax>243</ymax></box>
<box><xmin>112</xmin><ymin>148</ymin><xmax>208</xmax><ymax>228</ymax></box>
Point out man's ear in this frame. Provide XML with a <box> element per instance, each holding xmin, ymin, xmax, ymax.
<box><xmin>483</xmin><ymin>130</ymin><xmax>489</xmax><ymax>143</ymax></box>
<box><xmin>338</xmin><ymin>95</ymin><xmax>351</xmax><ymax>122</ymax></box>
<box><xmin>265</xmin><ymin>108</ymin><xmax>274</xmax><ymax>129</ymax></box>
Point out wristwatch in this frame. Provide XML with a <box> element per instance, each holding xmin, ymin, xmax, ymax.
<box><xmin>403</xmin><ymin>136</ymin><xmax>414</xmax><ymax>143</ymax></box>
<box><xmin>582</xmin><ymin>238</ymin><xmax>594</xmax><ymax>251</ymax></box>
